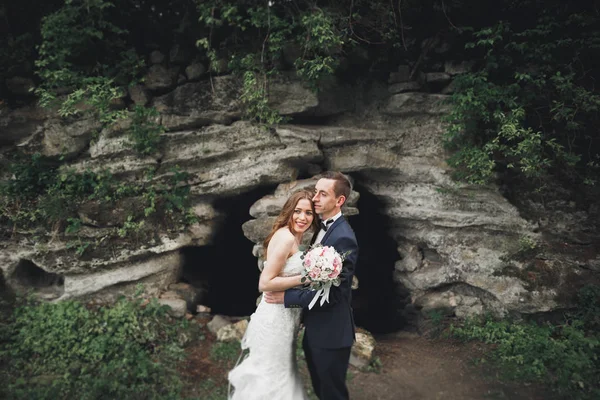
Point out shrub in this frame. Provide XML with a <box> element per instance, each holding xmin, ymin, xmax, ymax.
<box><xmin>0</xmin><ymin>295</ymin><xmax>189</xmax><ymax>399</ymax></box>
<box><xmin>445</xmin><ymin>4</ymin><xmax>600</xmax><ymax>185</ymax></box>
<box><xmin>449</xmin><ymin>304</ymin><xmax>600</xmax><ymax>399</ymax></box>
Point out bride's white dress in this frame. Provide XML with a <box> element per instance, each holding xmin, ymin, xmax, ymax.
<box><xmin>228</xmin><ymin>252</ymin><xmax>307</xmax><ymax>400</ymax></box>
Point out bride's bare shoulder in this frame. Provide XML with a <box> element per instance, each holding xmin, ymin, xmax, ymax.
<box><xmin>267</xmin><ymin>229</ymin><xmax>295</xmax><ymax>254</ymax></box>
<box><xmin>271</xmin><ymin>227</ymin><xmax>295</xmax><ymax>243</ymax></box>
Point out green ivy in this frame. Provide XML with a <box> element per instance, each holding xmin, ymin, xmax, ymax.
<box><xmin>33</xmin><ymin>0</ymin><xmax>145</xmax><ymax>136</ymax></box>
<box><xmin>196</xmin><ymin>1</ymin><xmax>350</xmax><ymax>123</ymax></box>
<box><xmin>240</xmin><ymin>70</ymin><xmax>283</xmax><ymax>124</ymax></box>
<box><xmin>445</xmin><ymin>6</ymin><xmax>600</xmax><ymax>184</ymax></box>
<box><xmin>294</xmin><ymin>9</ymin><xmax>345</xmax><ymax>86</ymax></box>
<box><xmin>128</xmin><ymin>106</ymin><xmax>164</xmax><ymax>155</ymax></box>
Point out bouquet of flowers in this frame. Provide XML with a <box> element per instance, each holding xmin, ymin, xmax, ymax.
<box><xmin>300</xmin><ymin>244</ymin><xmax>349</xmax><ymax>309</ymax></box>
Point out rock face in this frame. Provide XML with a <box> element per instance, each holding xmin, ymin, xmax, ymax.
<box><xmin>42</xmin><ymin>118</ymin><xmax>101</xmax><ymax>158</ymax></box>
<box><xmin>157</xmin><ymin>298</ymin><xmax>187</xmax><ymax>318</ymax></box>
<box><xmin>0</xmin><ymin>104</ymin><xmax>50</xmax><ymax>146</ymax></box>
<box><xmin>152</xmin><ymin>76</ymin><xmax>242</xmax><ymax>130</ymax></box>
<box><xmin>246</xmin><ymin>115</ymin><xmax>539</xmax><ymax>315</ymax></box>
<box><xmin>217</xmin><ymin>319</ymin><xmax>249</xmax><ymax>342</ymax></box>
<box><xmin>268</xmin><ymin>73</ymin><xmax>355</xmax><ymax>117</ymax></box>
<box><xmin>350</xmin><ymin>331</ymin><xmax>376</xmax><ymax>368</ymax></box>
<box><xmin>1</xmin><ymin>71</ymin><xmax>597</xmax><ymax>322</ymax></box>
<box><xmin>144</xmin><ymin>65</ymin><xmax>178</xmax><ymax>91</ymax></box>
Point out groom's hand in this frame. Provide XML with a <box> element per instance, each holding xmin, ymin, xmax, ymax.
<box><xmin>264</xmin><ymin>291</ymin><xmax>284</xmax><ymax>304</ymax></box>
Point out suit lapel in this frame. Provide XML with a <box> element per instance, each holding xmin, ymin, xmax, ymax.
<box><xmin>321</xmin><ymin>216</ymin><xmax>344</xmax><ymax>245</ymax></box>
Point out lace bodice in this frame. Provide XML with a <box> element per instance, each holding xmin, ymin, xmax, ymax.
<box><xmin>279</xmin><ymin>251</ymin><xmax>304</xmax><ymax>277</ymax></box>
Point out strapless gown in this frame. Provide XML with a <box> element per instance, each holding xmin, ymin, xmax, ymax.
<box><xmin>228</xmin><ymin>252</ymin><xmax>307</xmax><ymax>400</ymax></box>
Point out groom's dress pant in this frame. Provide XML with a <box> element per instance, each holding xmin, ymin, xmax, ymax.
<box><xmin>303</xmin><ymin>336</ymin><xmax>351</xmax><ymax>400</ymax></box>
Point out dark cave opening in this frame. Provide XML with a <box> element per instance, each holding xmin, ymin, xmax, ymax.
<box><xmin>179</xmin><ymin>185</ymin><xmax>277</xmax><ymax>316</ymax></box>
<box><xmin>11</xmin><ymin>259</ymin><xmax>65</xmax><ymax>299</ymax></box>
<box><xmin>348</xmin><ymin>179</ymin><xmax>408</xmax><ymax>334</ymax></box>
<box><xmin>178</xmin><ymin>177</ymin><xmax>410</xmax><ymax>334</ymax></box>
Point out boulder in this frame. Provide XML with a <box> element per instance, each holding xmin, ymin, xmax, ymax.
<box><xmin>187</xmin><ymin>222</ymin><xmax>215</xmax><ymax>243</ymax></box>
<box><xmin>42</xmin><ymin>117</ymin><xmax>101</xmax><ymax>158</ymax></box>
<box><xmin>157</xmin><ymin>298</ymin><xmax>187</xmax><ymax>318</ymax></box>
<box><xmin>0</xmin><ymin>104</ymin><xmax>49</xmax><ymax>147</ymax></box>
<box><xmin>128</xmin><ymin>85</ymin><xmax>150</xmax><ymax>106</ymax></box>
<box><xmin>185</xmin><ymin>63</ymin><xmax>207</xmax><ymax>80</ymax></box>
<box><xmin>414</xmin><ymin>288</ymin><xmax>486</xmax><ymax>318</ymax></box>
<box><xmin>424</xmin><ymin>72</ymin><xmax>452</xmax><ymax>85</ymax></box>
<box><xmin>56</xmin><ymin>251</ymin><xmax>183</xmax><ymax>300</ymax></box>
<box><xmin>268</xmin><ymin>80</ymin><xmax>318</xmax><ymax>115</ymax></box>
<box><xmin>144</xmin><ymin>65</ymin><xmax>178</xmax><ymax>91</ymax></box>
<box><xmin>208</xmin><ymin>315</ymin><xmax>232</xmax><ymax>335</ymax></box>
<box><xmin>160</xmin><ymin>290</ymin><xmax>183</xmax><ymax>300</ymax></box>
<box><xmin>150</xmin><ymin>50</ymin><xmax>166</xmax><ymax>64</ymax></box>
<box><xmin>350</xmin><ymin>331</ymin><xmax>376</xmax><ymax>368</ymax></box>
<box><xmin>197</xmin><ymin>304</ymin><xmax>212</xmax><ymax>314</ymax></box>
<box><xmin>444</xmin><ymin>60</ymin><xmax>475</xmax><ymax>76</ymax></box>
<box><xmin>268</xmin><ymin>74</ymin><xmax>354</xmax><ymax>117</ymax></box>
<box><xmin>242</xmin><ymin>217</ymin><xmax>276</xmax><ymax>244</ymax></box>
<box><xmin>167</xmin><ymin>282</ymin><xmax>207</xmax><ymax>313</ymax></box>
<box><xmin>152</xmin><ymin>76</ymin><xmax>241</xmax><ymax>129</ymax></box>
<box><xmin>217</xmin><ymin>319</ymin><xmax>249</xmax><ymax>342</ymax></box>
<box><xmin>383</xmin><ymin>93</ymin><xmax>451</xmax><ymax>116</ymax></box>
<box><xmin>388</xmin><ymin>81</ymin><xmax>422</xmax><ymax>94</ymax></box>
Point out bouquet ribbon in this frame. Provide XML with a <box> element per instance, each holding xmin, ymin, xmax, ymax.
<box><xmin>308</xmin><ymin>284</ymin><xmax>332</xmax><ymax>310</ymax></box>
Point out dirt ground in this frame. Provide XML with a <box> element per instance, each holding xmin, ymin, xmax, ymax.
<box><xmin>180</xmin><ymin>318</ymin><xmax>558</xmax><ymax>400</ymax></box>
<box><xmin>347</xmin><ymin>332</ymin><xmax>556</xmax><ymax>400</ymax></box>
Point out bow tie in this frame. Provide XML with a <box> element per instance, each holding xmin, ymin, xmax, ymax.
<box><xmin>320</xmin><ymin>219</ymin><xmax>334</xmax><ymax>232</ymax></box>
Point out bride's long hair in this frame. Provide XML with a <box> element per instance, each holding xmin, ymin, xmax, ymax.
<box><xmin>263</xmin><ymin>189</ymin><xmax>317</xmax><ymax>252</ymax></box>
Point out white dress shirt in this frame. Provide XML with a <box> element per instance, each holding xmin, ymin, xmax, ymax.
<box><xmin>314</xmin><ymin>211</ymin><xmax>343</xmax><ymax>244</ymax></box>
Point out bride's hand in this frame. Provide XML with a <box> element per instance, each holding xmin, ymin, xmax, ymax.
<box><xmin>264</xmin><ymin>291</ymin><xmax>285</xmax><ymax>304</ymax></box>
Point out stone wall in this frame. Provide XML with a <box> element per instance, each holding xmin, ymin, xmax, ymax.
<box><xmin>1</xmin><ymin>56</ymin><xmax>598</xmax><ymax>320</ymax></box>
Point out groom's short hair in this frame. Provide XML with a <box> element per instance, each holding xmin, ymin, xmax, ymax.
<box><xmin>320</xmin><ymin>171</ymin><xmax>352</xmax><ymax>201</ymax></box>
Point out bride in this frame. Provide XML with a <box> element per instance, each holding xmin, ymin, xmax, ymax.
<box><xmin>228</xmin><ymin>189</ymin><xmax>316</xmax><ymax>400</ymax></box>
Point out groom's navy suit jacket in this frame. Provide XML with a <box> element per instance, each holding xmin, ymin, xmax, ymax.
<box><xmin>284</xmin><ymin>216</ymin><xmax>359</xmax><ymax>349</ymax></box>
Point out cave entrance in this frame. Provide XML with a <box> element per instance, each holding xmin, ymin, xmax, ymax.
<box><xmin>349</xmin><ymin>180</ymin><xmax>407</xmax><ymax>334</ymax></box>
<box><xmin>180</xmin><ymin>185</ymin><xmax>276</xmax><ymax>316</ymax></box>
<box><xmin>11</xmin><ymin>259</ymin><xmax>65</xmax><ymax>300</ymax></box>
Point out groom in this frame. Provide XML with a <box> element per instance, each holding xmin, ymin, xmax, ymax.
<box><xmin>265</xmin><ymin>171</ymin><xmax>359</xmax><ymax>400</ymax></box>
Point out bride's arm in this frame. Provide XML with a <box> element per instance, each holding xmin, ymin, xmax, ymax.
<box><xmin>258</xmin><ymin>229</ymin><xmax>303</xmax><ymax>292</ymax></box>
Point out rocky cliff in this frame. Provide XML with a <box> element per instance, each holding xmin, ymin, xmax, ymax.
<box><xmin>1</xmin><ymin>57</ymin><xmax>598</xmax><ymax>327</ymax></box>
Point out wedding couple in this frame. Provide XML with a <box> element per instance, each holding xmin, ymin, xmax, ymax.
<box><xmin>228</xmin><ymin>171</ymin><xmax>359</xmax><ymax>400</ymax></box>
